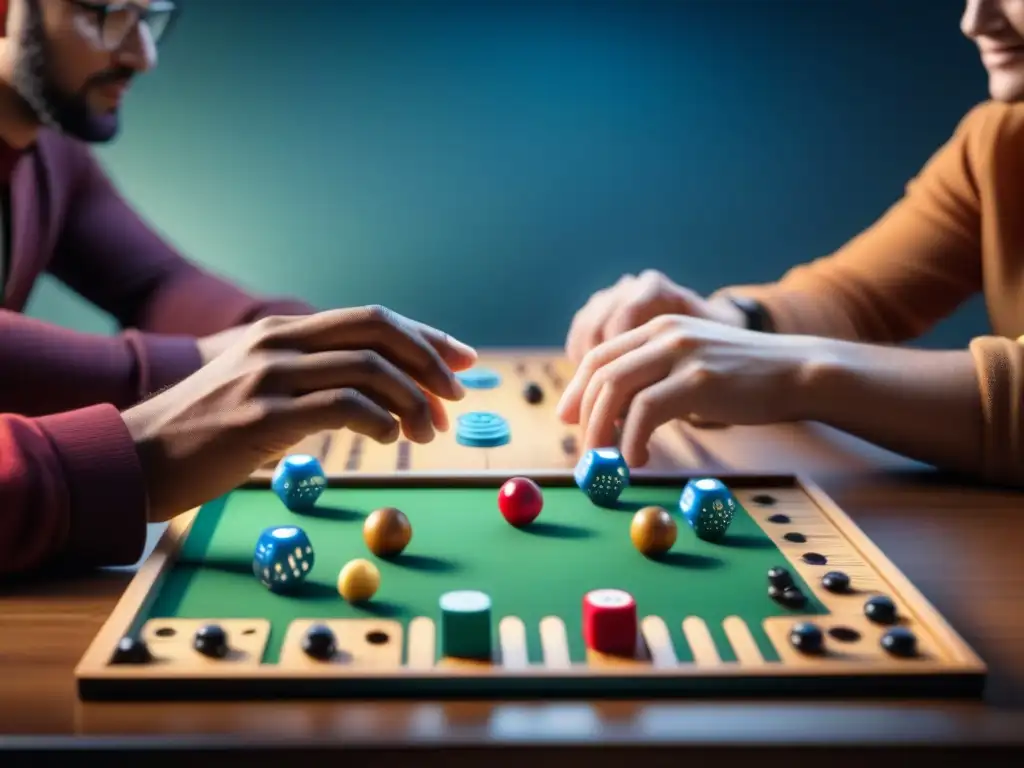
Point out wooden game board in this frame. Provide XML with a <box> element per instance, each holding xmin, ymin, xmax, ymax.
<box><xmin>75</xmin><ymin>471</ymin><xmax>986</xmax><ymax>701</ymax></box>
<box><xmin>259</xmin><ymin>350</ymin><xmax>693</xmax><ymax>476</ymax></box>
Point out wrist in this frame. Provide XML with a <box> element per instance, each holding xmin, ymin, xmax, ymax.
<box><xmin>707</xmin><ymin>295</ymin><xmax>750</xmax><ymax>329</ymax></box>
<box><xmin>714</xmin><ymin>295</ymin><xmax>773</xmax><ymax>332</ymax></box>
<box><xmin>787</xmin><ymin>338</ymin><xmax>848</xmax><ymax>422</ymax></box>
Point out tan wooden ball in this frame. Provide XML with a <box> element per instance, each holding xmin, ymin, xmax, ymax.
<box><xmin>630</xmin><ymin>505</ymin><xmax>678</xmax><ymax>558</ymax></box>
<box><xmin>337</xmin><ymin>558</ymin><xmax>380</xmax><ymax>603</ymax></box>
<box><xmin>363</xmin><ymin>506</ymin><xmax>412</xmax><ymax>558</ymax></box>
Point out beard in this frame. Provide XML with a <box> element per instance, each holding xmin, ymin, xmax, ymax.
<box><xmin>9</xmin><ymin>0</ymin><xmax>130</xmax><ymax>143</ymax></box>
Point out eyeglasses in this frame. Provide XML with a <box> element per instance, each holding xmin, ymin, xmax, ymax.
<box><xmin>66</xmin><ymin>0</ymin><xmax>180</xmax><ymax>52</ymax></box>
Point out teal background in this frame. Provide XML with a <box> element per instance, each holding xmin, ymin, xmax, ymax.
<box><xmin>26</xmin><ymin>0</ymin><xmax>990</xmax><ymax>348</ymax></box>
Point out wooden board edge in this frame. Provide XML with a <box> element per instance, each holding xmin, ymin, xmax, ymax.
<box><xmin>236</xmin><ymin>469</ymin><xmax>804</xmax><ymax>489</ymax></box>
<box><xmin>73</xmin><ymin>509</ymin><xmax>200</xmax><ymax>679</ymax></box>
<box><xmin>76</xmin><ymin>658</ymin><xmax>988</xmax><ymax>704</ymax></box>
<box><xmin>793</xmin><ymin>473</ymin><xmax>987</xmax><ymax>672</ymax></box>
<box><xmin>76</xmin><ymin>657</ymin><xmax>985</xmax><ymax>681</ymax></box>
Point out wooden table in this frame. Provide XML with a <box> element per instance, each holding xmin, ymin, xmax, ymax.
<box><xmin>3</xmin><ymin>351</ymin><xmax>1024</xmax><ymax>764</ymax></box>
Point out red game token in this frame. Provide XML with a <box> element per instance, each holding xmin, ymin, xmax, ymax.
<box><xmin>582</xmin><ymin>589</ymin><xmax>638</xmax><ymax>656</ymax></box>
<box><xmin>497</xmin><ymin>476</ymin><xmax>544</xmax><ymax>527</ymax></box>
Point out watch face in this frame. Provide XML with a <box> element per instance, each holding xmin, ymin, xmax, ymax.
<box><xmin>730</xmin><ymin>297</ymin><xmax>766</xmax><ymax>331</ymax></box>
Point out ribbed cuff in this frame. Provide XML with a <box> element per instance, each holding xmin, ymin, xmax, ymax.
<box><xmin>969</xmin><ymin>335</ymin><xmax>1024</xmax><ymax>486</ymax></box>
<box><xmin>37</xmin><ymin>404</ymin><xmax>149</xmax><ymax>568</ymax></box>
<box><xmin>123</xmin><ymin>330</ymin><xmax>203</xmax><ymax>400</ymax></box>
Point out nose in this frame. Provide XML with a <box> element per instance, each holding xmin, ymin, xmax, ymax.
<box><xmin>962</xmin><ymin>0</ymin><xmax>1004</xmax><ymax>39</ymax></box>
<box><xmin>115</xmin><ymin>21</ymin><xmax>158</xmax><ymax>74</ymax></box>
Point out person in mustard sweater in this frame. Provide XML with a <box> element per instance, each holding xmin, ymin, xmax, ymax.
<box><xmin>558</xmin><ymin>0</ymin><xmax>1024</xmax><ymax>487</ymax></box>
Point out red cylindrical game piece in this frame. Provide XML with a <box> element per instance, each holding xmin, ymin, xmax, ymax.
<box><xmin>582</xmin><ymin>589</ymin><xmax>638</xmax><ymax>656</ymax></box>
<box><xmin>498</xmin><ymin>477</ymin><xmax>544</xmax><ymax>527</ymax></box>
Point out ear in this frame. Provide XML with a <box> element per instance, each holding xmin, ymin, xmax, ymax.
<box><xmin>0</xmin><ymin>1</ymin><xmax>8</xmax><ymax>37</ymax></box>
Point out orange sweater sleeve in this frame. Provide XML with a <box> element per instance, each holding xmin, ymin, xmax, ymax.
<box><xmin>714</xmin><ymin>101</ymin><xmax>1024</xmax><ymax>486</ymax></box>
<box><xmin>713</xmin><ymin>102</ymin><xmax>997</xmax><ymax>342</ymax></box>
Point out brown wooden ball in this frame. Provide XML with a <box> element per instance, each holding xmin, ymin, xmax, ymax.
<box><xmin>363</xmin><ymin>507</ymin><xmax>412</xmax><ymax>558</ymax></box>
<box><xmin>630</xmin><ymin>505</ymin><xmax>677</xmax><ymax>558</ymax></box>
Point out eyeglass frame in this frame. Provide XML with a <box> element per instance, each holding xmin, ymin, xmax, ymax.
<box><xmin>63</xmin><ymin>0</ymin><xmax>181</xmax><ymax>52</ymax></box>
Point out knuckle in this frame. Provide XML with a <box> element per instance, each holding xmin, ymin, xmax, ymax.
<box><xmin>629</xmin><ymin>389</ymin><xmax>659</xmax><ymax>422</ymax></box>
<box><xmin>252</xmin><ymin>314</ymin><xmax>290</xmax><ymax>334</ymax></box>
<box><xmin>361</xmin><ymin>304</ymin><xmax>397</xmax><ymax>327</ymax></box>
<box><xmin>600</xmin><ymin>376</ymin><xmax>621</xmax><ymax>403</ymax></box>
<box><xmin>251</xmin><ymin>358</ymin><xmax>289</xmax><ymax>391</ymax></box>
<box><xmin>332</xmin><ymin>387</ymin><xmax>365</xmax><ymax>414</ymax></box>
<box><xmin>687</xmin><ymin>363</ymin><xmax>716</xmax><ymax>388</ymax></box>
<box><xmin>235</xmin><ymin>399</ymin><xmax>277</xmax><ymax>430</ymax></box>
<box><xmin>352</xmin><ymin>349</ymin><xmax>386</xmax><ymax>375</ymax></box>
<box><xmin>615</xmin><ymin>273</ymin><xmax>637</xmax><ymax>287</ymax></box>
<box><xmin>411</xmin><ymin>398</ymin><xmax>432</xmax><ymax>422</ymax></box>
<box><xmin>247</xmin><ymin>315</ymin><xmax>293</xmax><ymax>348</ymax></box>
<box><xmin>588</xmin><ymin>364</ymin><xmax>616</xmax><ymax>394</ymax></box>
<box><xmin>638</xmin><ymin>268</ymin><xmax>667</xmax><ymax>285</ymax></box>
<box><xmin>399</xmin><ymin>384</ymin><xmax>431</xmax><ymax>416</ymax></box>
<box><xmin>652</xmin><ymin>314</ymin><xmax>680</xmax><ymax>335</ymax></box>
<box><xmin>578</xmin><ymin>348</ymin><xmax>602</xmax><ymax>378</ymax></box>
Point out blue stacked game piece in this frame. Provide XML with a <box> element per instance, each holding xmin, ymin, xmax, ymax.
<box><xmin>253</xmin><ymin>525</ymin><xmax>315</xmax><ymax>592</ymax></box>
<box><xmin>455</xmin><ymin>411</ymin><xmax>511</xmax><ymax>447</ymax></box>
<box><xmin>679</xmin><ymin>477</ymin><xmax>736</xmax><ymax>542</ymax></box>
<box><xmin>271</xmin><ymin>454</ymin><xmax>327</xmax><ymax>512</ymax></box>
<box><xmin>455</xmin><ymin>367</ymin><xmax>502</xmax><ymax>389</ymax></box>
<box><xmin>574</xmin><ymin>447</ymin><xmax>630</xmax><ymax>506</ymax></box>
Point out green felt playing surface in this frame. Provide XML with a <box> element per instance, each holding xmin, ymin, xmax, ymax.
<box><xmin>140</xmin><ymin>479</ymin><xmax>828</xmax><ymax>664</ymax></box>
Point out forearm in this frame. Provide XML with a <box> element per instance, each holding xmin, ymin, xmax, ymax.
<box><xmin>128</xmin><ymin>264</ymin><xmax>315</xmax><ymax>336</ymax></box>
<box><xmin>799</xmin><ymin>340</ymin><xmax>985</xmax><ymax>478</ymax></box>
<box><xmin>0</xmin><ymin>311</ymin><xmax>201</xmax><ymax>414</ymax></box>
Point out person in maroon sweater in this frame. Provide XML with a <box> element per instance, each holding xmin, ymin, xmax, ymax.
<box><xmin>0</xmin><ymin>1</ymin><xmax>477</xmax><ymax>576</ymax></box>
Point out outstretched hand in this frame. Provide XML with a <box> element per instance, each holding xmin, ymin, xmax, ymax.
<box><xmin>124</xmin><ymin>305</ymin><xmax>477</xmax><ymax>522</ymax></box>
<box><xmin>556</xmin><ymin>314</ymin><xmax>824</xmax><ymax>466</ymax></box>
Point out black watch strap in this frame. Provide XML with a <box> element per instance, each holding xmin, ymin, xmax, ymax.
<box><xmin>726</xmin><ymin>296</ymin><xmax>773</xmax><ymax>332</ymax></box>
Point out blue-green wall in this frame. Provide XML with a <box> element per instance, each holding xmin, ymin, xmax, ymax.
<box><xmin>27</xmin><ymin>0</ymin><xmax>990</xmax><ymax>348</ymax></box>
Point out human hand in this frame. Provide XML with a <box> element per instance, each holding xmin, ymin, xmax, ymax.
<box><xmin>196</xmin><ymin>324</ymin><xmax>251</xmax><ymax>365</ymax></box>
<box><xmin>123</xmin><ymin>305</ymin><xmax>477</xmax><ymax>521</ymax></box>
<box><xmin>556</xmin><ymin>314</ymin><xmax>825</xmax><ymax>466</ymax></box>
<box><xmin>565</xmin><ymin>270</ymin><xmax>746</xmax><ymax>364</ymax></box>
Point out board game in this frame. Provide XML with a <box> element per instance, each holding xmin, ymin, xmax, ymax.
<box><xmin>75</xmin><ymin>464</ymin><xmax>986</xmax><ymax>701</ymax></box>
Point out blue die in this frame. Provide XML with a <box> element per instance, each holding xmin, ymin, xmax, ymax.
<box><xmin>253</xmin><ymin>525</ymin><xmax>315</xmax><ymax>592</ymax></box>
<box><xmin>679</xmin><ymin>477</ymin><xmax>736</xmax><ymax>542</ymax></box>
<box><xmin>271</xmin><ymin>454</ymin><xmax>327</xmax><ymax>511</ymax></box>
<box><xmin>574</xmin><ymin>447</ymin><xmax>630</xmax><ymax>506</ymax></box>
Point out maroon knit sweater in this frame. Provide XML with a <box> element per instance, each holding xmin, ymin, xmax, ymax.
<box><xmin>0</xmin><ymin>131</ymin><xmax>313</xmax><ymax>576</ymax></box>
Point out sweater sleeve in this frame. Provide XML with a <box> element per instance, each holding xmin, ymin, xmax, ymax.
<box><xmin>44</xmin><ymin>141</ymin><xmax>314</xmax><ymax>394</ymax></box>
<box><xmin>964</xmin><ymin>334</ymin><xmax>1024</xmax><ymax>488</ymax></box>
<box><xmin>0</xmin><ymin>404</ymin><xmax>148</xmax><ymax>577</ymax></box>
<box><xmin>0</xmin><ymin>310</ymin><xmax>199</xmax><ymax>415</ymax></box>
<box><xmin>712</xmin><ymin>102</ymin><xmax>1000</xmax><ymax>343</ymax></box>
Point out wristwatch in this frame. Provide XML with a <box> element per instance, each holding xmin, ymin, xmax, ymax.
<box><xmin>726</xmin><ymin>296</ymin><xmax>774</xmax><ymax>333</ymax></box>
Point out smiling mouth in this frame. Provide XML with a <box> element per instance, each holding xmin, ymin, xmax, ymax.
<box><xmin>982</xmin><ymin>44</ymin><xmax>1024</xmax><ymax>66</ymax></box>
